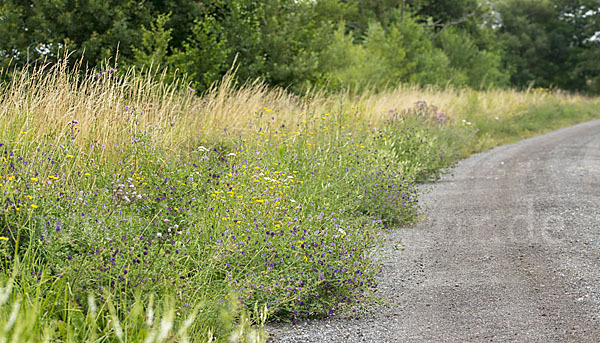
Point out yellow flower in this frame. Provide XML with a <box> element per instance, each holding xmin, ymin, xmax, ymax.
<box><xmin>31</xmin><ymin>204</ymin><xmax>38</xmax><ymax>209</ymax></box>
<box><xmin>67</xmin><ymin>155</ymin><xmax>74</xmax><ymax>158</ymax></box>
<box><xmin>84</xmin><ymin>173</ymin><xmax>91</xmax><ymax>177</ymax></box>
<box><xmin>0</xmin><ymin>236</ymin><xmax>8</xmax><ymax>241</ymax></box>
<box><xmin>30</xmin><ymin>177</ymin><xmax>38</xmax><ymax>182</ymax></box>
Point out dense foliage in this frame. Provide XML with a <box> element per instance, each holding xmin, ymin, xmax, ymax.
<box><xmin>1</xmin><ymin>0</ymin><xmax>599</xmax><ymax>93</ymax></box>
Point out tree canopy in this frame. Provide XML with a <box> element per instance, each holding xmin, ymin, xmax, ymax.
<box><xmin>1</xmin><ymin>0</ymin><xmax>599</xmax><ymax>93</ymax></box>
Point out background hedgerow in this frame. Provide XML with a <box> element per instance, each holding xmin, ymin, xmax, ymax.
<box><xmin>3</xmin><ymin>0</ymin><xmax>600</xmax><ymax>95</ymax></box>
<box><xmin>0</xmin><ymin>61</ymin><xmax>598</xmax><ymax>342</ymax></box>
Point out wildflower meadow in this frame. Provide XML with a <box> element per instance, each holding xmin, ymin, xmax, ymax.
<box><xmin>0</xmin><ymin>61</ymin><xmax>598</xmax><ymax>342</ymax></box>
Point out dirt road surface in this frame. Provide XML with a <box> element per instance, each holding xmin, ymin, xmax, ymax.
<box><xmin>268</xmin><ymin>119</ymin><xmax>600</xmax><ymax>342</ymax></box>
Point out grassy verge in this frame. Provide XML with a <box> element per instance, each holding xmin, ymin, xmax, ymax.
<box><xmin>0</xmin><ymin>62</ymin><xmax>598</xmax><ymax>342</ymax></box>
<box><xmin>467</xmin><ymin>99</ymin><xmax>600</xmax><ymax>151</ymax></box>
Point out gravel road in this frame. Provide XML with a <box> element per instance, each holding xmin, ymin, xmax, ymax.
<box><xmin>268</xmin><ymin>119</ymin><xmax>600</xmax><ymax>342</ymax></box>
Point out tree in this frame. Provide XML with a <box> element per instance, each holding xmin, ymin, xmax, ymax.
<box><xmin>496</xmin><ymin>0</ymin><xmax>568</xmax><ymax>88</ymax></box>
<box><xmin>170</xmin><ymin>14</ymin><xmax>232</xmax><ymax>91</ymax></box>
<box><xmin>0</xmin><ymin>0</ymin><xmax>155</xmax><ymax>69</ymax></box>
<box><xmin>495</xmin><ymin>0</ymin><xmax>600</xmax><ymax>93</ymax></box>
<box><xmin>132</xmin><ymin>13</ymin><xmax>173</xmax><ymax>70</ymax></box>
<box><xmin>438</xmin><ymin>28</ymin><xmax>509</xmax><ymax>88</ymax></box>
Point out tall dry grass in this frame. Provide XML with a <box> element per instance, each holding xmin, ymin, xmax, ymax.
<box><xmin>0</xmin><ymin>59</ymin><xmax>595</xmax><ymax>157</ymax></box>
